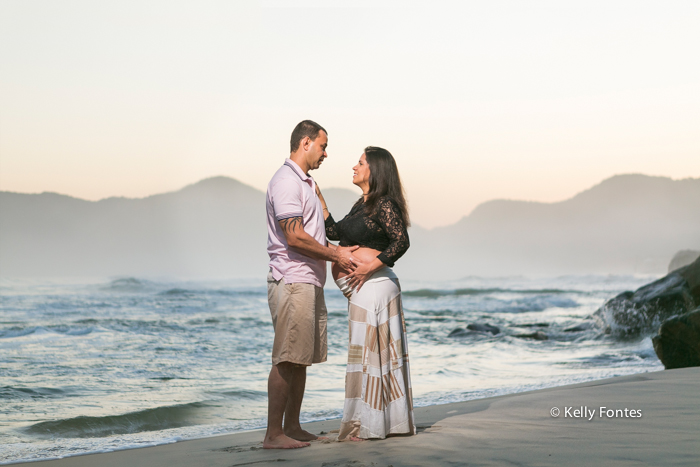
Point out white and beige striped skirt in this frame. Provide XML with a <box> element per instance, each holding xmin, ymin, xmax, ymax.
<box><xmin>335</xmin><ymin>268</ymin><xmax>415</xmax><ymax>440</ymax></box>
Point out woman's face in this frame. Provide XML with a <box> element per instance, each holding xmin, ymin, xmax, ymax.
<box><xmin>352</xmin><ymin>153</ymin><xmax>370</xmax><ymax>191</ymax></box>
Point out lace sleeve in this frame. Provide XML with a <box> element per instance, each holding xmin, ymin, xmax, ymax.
<box><xmin>375</xmin><ymin>197</ymin><xmax>410</xmax><ymax>267</ymax></box>
<box><xmin>325</xmin><ymin>213</ymin><xmax>340</xmax><ymax>241</ymax></box>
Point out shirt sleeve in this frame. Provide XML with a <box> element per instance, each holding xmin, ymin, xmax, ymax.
<box><xmin>325</xmin><ymin>213</ymin><xmax>340</xmax><ymax>241</ymax></box>
<box><xmin>375</xmin><ymin>197</ymin><xmax>410</xmax><ymax>267</ymax></box>
<box><xmin>269</xmin><ymin>178</ymin><xmax>303</xmax><ymax>222</ymax></box>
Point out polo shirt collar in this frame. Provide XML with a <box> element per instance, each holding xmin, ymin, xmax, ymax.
<box><xmin>284</xmin><ymin>158</ymin><xmax>311</xmax><ymax>181</ymax></box>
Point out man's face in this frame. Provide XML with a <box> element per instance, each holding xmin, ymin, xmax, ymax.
<box><xmin>306</xmin><ymin>131</ymin><xmax>328</xmax><ymax>170</ymax></box>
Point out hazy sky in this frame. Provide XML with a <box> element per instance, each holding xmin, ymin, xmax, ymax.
<box><xmin>1</xmin><ymin>1</ymin><xmax>698</xmax><ymax>228</ymax></box>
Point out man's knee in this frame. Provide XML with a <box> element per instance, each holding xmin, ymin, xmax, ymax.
<box><xmin>275</xmin><ymin>361</ymin><xmax>305</xmax><ymax>378</ymax></box>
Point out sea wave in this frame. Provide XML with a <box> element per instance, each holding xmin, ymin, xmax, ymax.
<box><xmin>407</xmin><ymin>296</ymin><xmax>579</xmax><ymax>314</ymax></box>
<box><xmin>207</xmin><ymin>389</ymin><xmax>267</xmax><ymax>400</ymax></box>
<box><xmin>158</xmin><ymin>288</ymin><xmax>193</xmax><ymax>296</ymax></box>
<box><xmin>0</xmin><ymin>325</ymin><xmax>100</xmax><ymax>339</ymax></box>
<box><xmin>212</xmin><ymin>289</ymin><xmax>266</xmax><ymax>297</ymax></box>
<box><xmin>23</xmin><ymin>402</ymin><xmax>209</xmax><ymax>438</ymax></box>
<box><xmin>0</xmin><ymin>326</ymin><xmax>44</xmax><ymax>339</ymax></box>
<box><xmin>0</xmin><ymin>386</ymin><xmax>68</xmax><ymax>400</ymax></box>
<box><xmin>403</xmin><ymin>287</ymin><xmax>584</xmax><ymax>297</ymax></box>
<box><xmin>100</xmin><ymin>277</ymin><xmax>153</xmax><ymax>292</ymax></box>
<box><xmin>494</xmin><ymin>296</ymin><xmax>580</xmax><ymax>313</ymax></box>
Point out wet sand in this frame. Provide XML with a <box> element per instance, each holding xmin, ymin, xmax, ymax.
<box><xmin>23</xmin><ymin>367</ymin><xmax>699</xmax><ymax>467</ymax></box>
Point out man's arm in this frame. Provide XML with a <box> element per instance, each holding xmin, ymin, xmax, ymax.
<box><xmin>279</xmin><ymin>216</ymin><xmax>358</xmax><ymax>271</ymax></box>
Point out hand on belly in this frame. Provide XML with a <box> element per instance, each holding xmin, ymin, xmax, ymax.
<box><xmin>332</xmin><ymin>247</ymin><xmax>381</xmax><ymax>281</ymax></box>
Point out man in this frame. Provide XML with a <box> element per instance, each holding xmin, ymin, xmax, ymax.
<box><xmin>264</xmin><ymin>120</ymin><xmax>359</xmax><ymax>449</ymax></box>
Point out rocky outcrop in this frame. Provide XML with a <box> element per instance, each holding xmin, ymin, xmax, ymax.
<box><xmin>594</xmin><ymin>256</ymin><xmax>700</xmax><ymax>337</ymax></box>
<box><xmin>668</xmin><ymin>250</ymin><xmax>700</xmax><ymax>273</ymax></box>
<box><xmin>448</xmin><ymin>323</ymin><xmax>500</xmax><ymax>337</ymax></box>
<box><xmin>448</xmin><ymin>328</ymin><xmax>470</xmax><ymax>338</ymax></box>
<box><xmin>652</xmin><ymin>308</ymin><xmax>700</xmax><ymax>369</ymax></box>
<box><xmin>681</xmin><ymin>255</ymin><xmax>700</xmax><ymax>299</ymax></box>
<box><xmin>467</xmin><ymin>323</ymin><xmax>500</xmax><ymax>335</ymax></box>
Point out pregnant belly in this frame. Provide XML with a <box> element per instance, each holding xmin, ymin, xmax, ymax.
<box><xmin>332</xmin><ymin>247</ymin><xmax>382</xmax><ymax>281</ymax></box>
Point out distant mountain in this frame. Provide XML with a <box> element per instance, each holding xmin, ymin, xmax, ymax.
<box><xmin>401</xmin><ymin>174</ymin><xmax>700</xmax><ymax>278</ymax></box>
<box><xmin>0</xmin><ymin>176</ymin><xmax>266</xmax><ymax>277</ymax></box>
<box><xmin>1</xmin><ymin>174</ymin><xmax>698</xmax><ymax>279</ymax></box>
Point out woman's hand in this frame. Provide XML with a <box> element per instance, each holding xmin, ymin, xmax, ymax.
<box><xmin>346</xmin><ymin>257</ymin><xmax>385</xmax><ymax>293</ymax></box>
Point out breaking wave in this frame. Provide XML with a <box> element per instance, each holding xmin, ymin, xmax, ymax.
<box><xmin>23</xmin><ymin>402</ymin><xmax>209</xmax><ymax>438</ymax></box>
<box><xmin>100</xmin><ymin>278</ymin><xmax>152</xmax><ymax>292</ymax></box>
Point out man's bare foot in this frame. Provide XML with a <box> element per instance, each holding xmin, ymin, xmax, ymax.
<box><xmin>262</xmin><ymin>433</ymin><xmax>310</xmax><ymax>449</ymax></box>
<box><xmin>284</xmin><ymin>427</ymin><xmax>328</xmax><ymax>441</ymax></box>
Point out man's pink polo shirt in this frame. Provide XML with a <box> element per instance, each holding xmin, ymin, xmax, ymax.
<box><xmin>266</xmin><ymin>158</ymin><xmax>327</xmax><ymax>287</ymax></box>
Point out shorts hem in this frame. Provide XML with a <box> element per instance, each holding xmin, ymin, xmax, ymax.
<box><xmin>272</xmin><ymin>357</ymin><xmax>327</xmax><ymax>367</ymax></box>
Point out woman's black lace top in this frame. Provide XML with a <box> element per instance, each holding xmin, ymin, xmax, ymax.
<box><xmin>325</xmin><ymin>196</ymin><xmax>409</xmax><ymax>267</ymax></box>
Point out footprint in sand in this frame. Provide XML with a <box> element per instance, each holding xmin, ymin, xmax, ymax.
<box><xmin>321</xmin><ymin>461</ymin><xmax>391</xmax><ymax>467</ymax></box>
<box><xmin>215</xmin><ymin>444</ymin><xmax>263</xmax><ymax>453</ymax></box>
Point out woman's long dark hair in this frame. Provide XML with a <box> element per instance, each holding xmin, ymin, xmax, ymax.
<box><xmin>360</xmin><ymin>146</ymin><xmax>410</xmax><ymax>227</ymax></box>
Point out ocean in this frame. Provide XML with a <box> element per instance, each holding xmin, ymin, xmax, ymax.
<box><xmin>0</xmin><ymin>273</ymin><xmax>663</xmax><ymax>463</ymax></box>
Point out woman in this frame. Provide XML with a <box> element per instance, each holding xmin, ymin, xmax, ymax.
<box><xmin>316</xmin><ymin>146</ymin><xmax>415</xmax><ymax>441</ymax></box>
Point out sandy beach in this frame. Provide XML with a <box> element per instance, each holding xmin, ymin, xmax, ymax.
<box><xmin>20</xmin><ymin>367</ymin><xmax>698</xmax><ymax>467</ymax></box>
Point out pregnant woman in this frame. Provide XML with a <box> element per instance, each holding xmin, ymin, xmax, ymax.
<box><xmin>316</xmin><ymin>146</ymin><xmax>415</xmax><ymax>441</ymax></box>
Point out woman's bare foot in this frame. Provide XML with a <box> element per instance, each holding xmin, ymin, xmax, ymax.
<box><xmin>284</xmin><ymin>427</ymin><xmax>328</xmax><ymax>441</ymax></box>
<box><xmin>339</xmin><ymin>436</ymin><xmax>365</xmax><ymax>442</ymax></box>
<box><xmin>262</xmin><ymin>433</ymin><xmax>310</xmax><ymax>449</ymax></box>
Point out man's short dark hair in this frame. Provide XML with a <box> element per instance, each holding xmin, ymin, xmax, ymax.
<box><xmin>290</xmin><ymin>120</ymin><xmax>327</xmax><ymax>153</ymax></box>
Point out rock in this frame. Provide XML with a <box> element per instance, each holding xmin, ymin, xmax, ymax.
<box><xmin>448</xmin><ymin>328</ymin><xmax>471</xmax><ymax>337</ymax></box>
<box><xmin>652</xmin><ymin>308</ymin><xmax>700</xmax><ymax>369</ymax></box>
<box><xmin>668</xmin><ymin>250</ymin><xmax>700</xmax><ymax>273</ymax></box>
<box><xmin>513</xmin><ymin>331</ymin><xmax>548</xmax><ymax>340</ymax></box>
<box><xmin>679</xmin><ymin>256</ymin><xmax>700</xmax><ymax>299</ymax></box>
<box><xmin>594</xmin><ymin>256</ymin><xmax>700</xmax><ymax>337</ymax></box>
<box><xmin>467</xmin><ymin>323</ymin><xmax>500</xmax><ymax>335</ymax></box>
<box><xmin>449</xmin><ymin>324</ymin><xmax>500</xmax><ymax>337</ymax></box>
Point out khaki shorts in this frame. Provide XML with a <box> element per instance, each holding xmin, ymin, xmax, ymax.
<box><xmin>267</xmin><ymin>270</ymin><xmax>327</xmax><ymax>366</ymax></box>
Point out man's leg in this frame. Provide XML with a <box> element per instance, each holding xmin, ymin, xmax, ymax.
<box><xmin>283</xmin><ymin>365</ymin><xmax>322</xmax><ymax>441</ymax></box>
<box><xmin>263</xmin><ymin>363</ymin><xmax>310</xmax><ymax>449</ymax></box>
<box><xmin>285</xmin><ymin>285</ymin><xmax>328</xmax><ymax>440</ymax></box>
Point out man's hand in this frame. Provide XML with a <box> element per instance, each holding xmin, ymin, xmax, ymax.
<box><xmin>334</xmin><ymin>245</ymin><xmax>360</xmax><ymax>272</ymax></box>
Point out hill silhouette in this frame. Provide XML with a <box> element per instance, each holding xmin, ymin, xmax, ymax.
<box><xmin>402</xmin><ymin>174</ymin><xmax>700</xmax><ymax>278</ymax></box>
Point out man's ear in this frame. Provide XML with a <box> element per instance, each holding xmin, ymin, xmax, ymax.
<box><xmin>301</xmin><ymin>136</ymin><xmax>311</xmax><ymax>151</ymax></box>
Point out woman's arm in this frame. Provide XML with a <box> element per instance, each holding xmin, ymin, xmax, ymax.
<box><xmin>315</xmin><ymin>183</ymin><xmax>340</xmax><ymax>240</ymax></box>
<box><xmin>315</xmin><ymin>183</ymin><xmax>330</xmax><ymax>220</ymax></box>
<box><xmin>375</xmin><ymin>197</ymin><xmax>410</xmax><ymax>267</ymax></box>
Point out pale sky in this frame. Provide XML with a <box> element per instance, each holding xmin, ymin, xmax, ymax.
<box><xmin>1</xmin><ymin>0</ymin><xmax>698</xmax><ymax>228</ymax></box>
